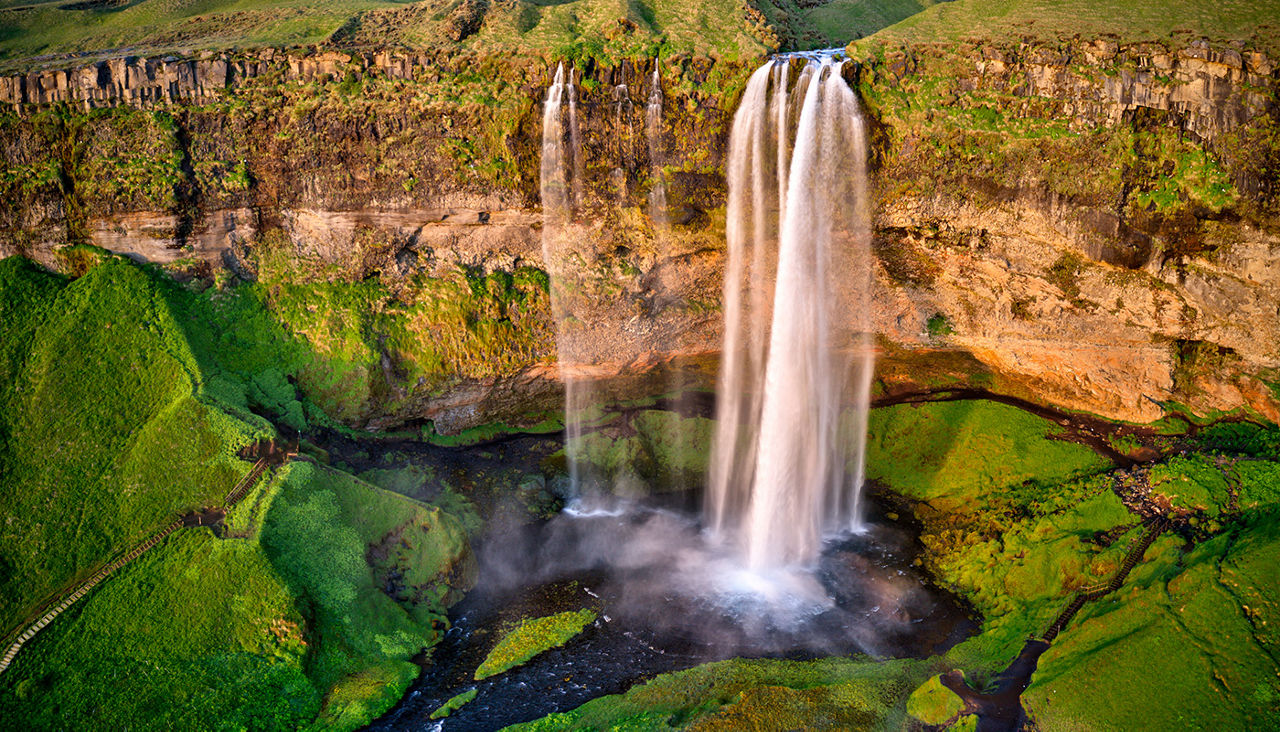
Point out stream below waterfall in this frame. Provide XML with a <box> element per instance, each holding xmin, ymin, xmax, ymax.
<box><xmin>365</xmin><ymin>484</ymin><xmax>976</xmax><ymax>731</ymax></box>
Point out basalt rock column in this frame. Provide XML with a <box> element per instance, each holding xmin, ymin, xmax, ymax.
<box><xmin>707</xmin><ymin>54</ymin><xmax>875</xmax><ymax>569</ymax></box>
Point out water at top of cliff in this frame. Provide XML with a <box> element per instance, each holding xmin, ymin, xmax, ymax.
<box><xmin>646</xmin><ymin>62</ymin><xmax>669</xmax><ymax>229</ymax></box>
<box><xmin>708</xmin><ymin>51</ymin><xmax>876</xmax><ymax>569</ymax></box>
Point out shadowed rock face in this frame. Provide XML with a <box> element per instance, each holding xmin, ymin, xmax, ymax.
<box><xmin>0</xmin><ymin>39</ymin><xmax>1277</xmax><ymax>430</ymax></box>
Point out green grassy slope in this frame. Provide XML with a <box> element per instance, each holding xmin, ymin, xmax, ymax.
<box><xmin>1023</xmin><ymin>509</ymin><xmax>1280</xmax><ymax>729</ymax></box>
<box><xmin>865</xmin><ymin>400</ymin><xmax>1110</xmax><ymax>510</ymax></box>
<box><xmin>0</xmin><ymin>530</ymin><xmax>321</xmax><ymax>729</ymax></box>
<box><xmin>0</xmin><ymin>462</ymin><xmax>474</xmax><ymax>730</ymax></box>
<box><xmin>0</xmin><ymin>253</ymin><xmax>476</xmax><ymax>729</ymax></box>
<box><xmin>854</xmin><ymin>0</ymin><xmax>1280</xmax><ymax>54</ymax></box>
<box><xmin>0</xmin><ymin>255</ymin><xmax>259</xmax><ymax>632</ymax></box>
<box><xmin>868</xmin><ymin>403</ymin><xmax>1280</xmax><ymax>725</ymax></box>
<box><xmin>805</xmin><ymin>0</ymin><xmax>941</xmax><ymax>44</ymax></box>
<box><xmin>0</xmin><ymin>0</ymin><xmax>397</xmax><ymax>64</ymax></box>
<box><xmin>0</xmin><ymin>0</ymin><xmax>949</xmax><ymax>70</ymax></box>
<box><xmin>0</xmin><ymin>0</ymin><xmax>768</xmax><ymax>69</ymax></box>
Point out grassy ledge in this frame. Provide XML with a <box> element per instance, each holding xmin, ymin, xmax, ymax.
<box><xmin>430</xmin><ymin>687</ymin><xmax>478</xmax><ymax>720</ymax></box>
<box><xmin>474</xmin><ymin>608</ymin><xmax>597</xmax><ymax>681</ymax></box>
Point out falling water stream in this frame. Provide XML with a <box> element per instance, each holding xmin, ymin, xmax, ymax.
<box><xmin>708</xmin><ymin>52</ymin><xmax>876</xmax><ymax>569</ymax></box>
<box><xmin>646</xmin><ymin>64</ymin><xmax>668</xmax><ymax>228</ymax></box>
<box><xmin>540</xmin><ymin>62</ymin><xmax>590</xmax><ymax>491</ymax></box>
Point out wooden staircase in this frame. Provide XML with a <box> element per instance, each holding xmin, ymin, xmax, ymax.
<box><xmin>1040</xmin><ymin>517</ymin><xmax>1168</xmax><ymax>643</ymax></box>
<box><xmin>0</xmin><ymin>457</ymin><xmax>273</xmax><ymax>675</ymax></box>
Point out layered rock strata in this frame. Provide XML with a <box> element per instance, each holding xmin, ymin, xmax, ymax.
<box><xmin>0</xmin><ymin>39</ymin><xmax>1276</xmax><ymax>428</ymax></box>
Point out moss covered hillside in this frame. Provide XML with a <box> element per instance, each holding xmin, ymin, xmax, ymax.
<box><xmin>0</xmin><ymin>0</ymin><xmax>942</xmax><ymax>72</ymax></box>
<box><xmin>0</xmin><ymin>253</ymin><xmax>477</xmax><ymax>730</ymax></box>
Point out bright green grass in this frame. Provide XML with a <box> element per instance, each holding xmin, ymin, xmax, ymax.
<box><xmin>1023</xmin><ymin>508</ymin><xmax>1280</xmax><ymax>729</ymax></box>
<box><xmin>0</xmin><ymin>0</ymin><xmax>399</xmax><ymax>68</ymax></box>
<box><xmin>865</xmin><ymin>399</ymin><xmax>1110</xmax><ymax>509</ymax></box>
<box><xmin>0</xmin><ymin>253</ymin><xmax>476</xmax><ymax>729</ymax></box>
<box><xmin>863</xmin><ymin>400</ymin><xmax>1134</xmax><ymax>675</ymax></box>
<box><xmin>905</xmin><ymin>673</ymin><xmax>966</xmax><ymax>726</ymax></box>
<box><xmin>0</xmin><ymin>0</ymin><xmax>770</xmax><ymax>70</ymax></box>
<box><xmin>869</xmin><ymin>398</ymin><xmax>1280</xmax><ymax>720</ymax></box>
<box><xmin>854</xmin><ymin>0</ymin><xmax>1280</xmax><ymax>55</ymax></box>
<box><xmin>431</xmin><ymin>687</ymin><xmax>478</xmax><ymax>719</ymax></box>
<box><xmin>0</xmin><ymin>452</ymin><xmax>472</xmax><ymax>730</ymax></box>
<box><xmin>465</xmin><ymin>0</ymin><xmax>764</xmax><ymax>61</ymax></box>
<box><xmin>1148</xmin><ymin>453</ymin><xmax>1233</xmax><ymax>516</ymax></box>
<box><xmin>0</xmin><ymin>255</ymin><xmax>258</xmax><ymax>634</ymax></box>
<box><xmin>474</xmin><ymin>608</ymin><xmax>597</xmax><ymax>680</ymax></box>
<box><xmin>505</xmin><ymin>656</ymin><xmax>939</xmax><ymax>731</ymax></box>
<box><xmin>0</xmin><ymin>0</ymin><xmax>945</xmax><ymax>70</ymax></box>
<box><xmin>0</xmin><ymin>529</ymin><xmax>320</xmax><ymax>729</ymax></box>
<box><xmin>262</xmin><ymin>461</ymin><xmax>472</xmax><ymax>727</ymax></box>
<box><xmin>807</xmin><ymin>0</ymin><xmax>940</xmax><ymax>43</ymax></box>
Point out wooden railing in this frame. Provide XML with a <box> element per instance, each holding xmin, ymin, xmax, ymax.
<box><xmin>1040</xmin><ymin>517</ymin><xmax>1169</xmax><ymax>643</ymax></box>
<box><xmin>0</xmin><ymin>457</ymin><xmax>273</xmax><ymax>675</ymax></box>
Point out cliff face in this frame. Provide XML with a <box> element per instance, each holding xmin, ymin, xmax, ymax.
<box><xmin>859</xmin><ymin>37</ymin><xmax>1280</xmax><ymax>422</ymax></box>
<box><xmin>0</xmin><ymin>37</ymin><xmax>1276</xmax><ymax>429</ymax></box>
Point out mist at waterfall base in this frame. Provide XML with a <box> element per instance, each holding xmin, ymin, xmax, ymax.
<box><xmin>373</xmin><ymin>488</ymin><xmax>972</xmax><ymax>731</ymax></box>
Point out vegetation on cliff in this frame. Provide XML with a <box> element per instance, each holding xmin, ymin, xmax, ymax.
<box><xmin>847</xmin><ymin>2</ymin><xmax>1280</xmax><ymax>424</ymax></box>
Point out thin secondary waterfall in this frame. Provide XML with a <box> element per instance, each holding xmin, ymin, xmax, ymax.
<box><xmin>611</xmin><ymin>84</ymin><xmax>633</xmax><ymax>202</ymax></box>
<box><xmin>568</xmin><ymin>68</ymin><xmax>584</xmax><ymax>209</ymax></box>
<box><xmin>707</xmin><ymin>53</ymin><xmax>875</xmax><ymax>569</ymax></box>
<box><xmin>646</xmin><ymin>64</ymin><xmax>668</xmax><ymax>228</ymax></box>
<box><xmin>541</xmin><ymin>62</ymin><xmax>589</xmax><ymax>491</ymax></box>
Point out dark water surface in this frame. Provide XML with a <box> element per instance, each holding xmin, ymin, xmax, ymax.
<box><xmin>367</xmin><ymin>492</ymin><xmax>976</xmax><ymax>732</ymax></box>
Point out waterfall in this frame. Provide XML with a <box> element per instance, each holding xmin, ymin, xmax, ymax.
<box><xmin>611</xmin><ymin>83</ymin><xmax>634</xmax><ymax>203</ymax></box>
<box><xmin>707</xmin><ymin>53</ymin><xmax>875</xmax><ymax>569</ymax></box>
<box><xmin>646</xmin><ymin>64</ymin><xmax>668</xmax><ymax>228</ymax></box>
<box><xmin>568</xmin><ymin>68</ymin><xmax>584</xmax><ymax>209</ymax></box>
<box><xmin>541</xmin><ymin>63</ymin><xmax>572</xmax><ymax>221</ymax></box>
<box><xmin>541</xmin><ymin>62</ymin><xmax>589</xmax><ymax>491</ymax></box>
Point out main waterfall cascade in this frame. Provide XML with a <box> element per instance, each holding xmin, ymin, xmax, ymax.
<box><xmin>540</xmin><ymin>56</ymin><xmax>874</xmax><ymax>564</ymax></box>
<box><xmin>707</xmin><ymin>54</ymin><xmax>876</xmax><ymax>569</ymax></box>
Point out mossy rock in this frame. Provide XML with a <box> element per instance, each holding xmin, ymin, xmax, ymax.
<box><xmin>474</xmin><ymin>608</ymin><xmax>598</xmax><ymax>681</ymax></box>
<box><xmin>430</xmin><ymin>688</ymin><xmax>478</xmax><ymax>720</ymax></box>
<box><xmin>907</xmin><ymin>673</ymin><xmax>965</xmax><ymax>725</ymax></box>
